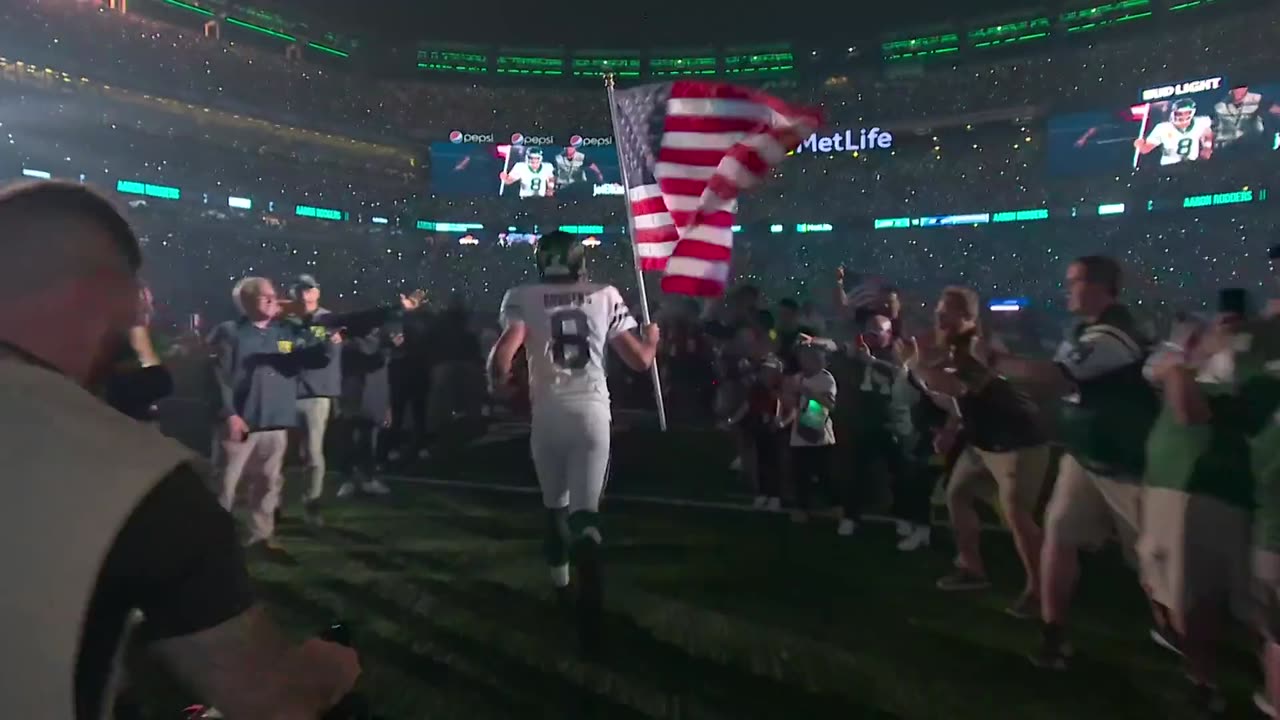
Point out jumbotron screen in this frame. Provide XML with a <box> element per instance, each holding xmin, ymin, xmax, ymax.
<box><xmin>1048</xmin><ymin>76</ymin><xmax>1280</xmax><ymax>175</ymax></box>
<box><xmin>430</xmin><ymin>132</ymin><xmax>624</xmax><ymax>199</ymax></box>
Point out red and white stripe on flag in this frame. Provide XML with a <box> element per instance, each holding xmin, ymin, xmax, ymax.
<box><xmin>628</xmin><ymin>82</ymin><xmax>820</xmax><ymax>297</ymax></box>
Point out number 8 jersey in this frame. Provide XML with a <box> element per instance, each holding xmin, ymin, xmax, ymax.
<box><xmin>499</xmin><ymin>281</ymin><xmax>637</xmax><ymax>406</ymax></box>
<box><xmin>1146</xmin><ymin>116</ymin><xmax>1212</xmax><ymax>165</ymax></box>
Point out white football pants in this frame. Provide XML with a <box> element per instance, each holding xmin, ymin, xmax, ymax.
<box><xmin>529</xmin><ymin>401</ymin><xmax>612</xmax><ymax>513</ymax></box>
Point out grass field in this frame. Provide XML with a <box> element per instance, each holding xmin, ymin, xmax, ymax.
<box><xmin>201</xmin><ymin>425</ymin><xmax>1265</xmax><ymax>720</ymax></box>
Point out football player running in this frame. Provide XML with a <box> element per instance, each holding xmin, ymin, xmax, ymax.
<box><xmin>500</xmin><ymin>148</ymin><xmax>557</xmax><ymax>198</ymax></box>
<box><xmin>486</xmin><ymin>231</ymin><xmax>660</xmax><ymax>657</ymax></box>
<box><xmin>1135</xmin><ymin>99</ymin><xmax>1214</xmax><ymax>165</ymax></box>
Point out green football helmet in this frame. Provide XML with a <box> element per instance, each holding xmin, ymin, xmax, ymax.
<box><xmin>535</xmin><ymin>230</ymin><xmax>585</xmax><ymax>282</ymax></box>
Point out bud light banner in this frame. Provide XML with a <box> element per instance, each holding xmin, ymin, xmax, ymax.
<box><xmin>430</xmin><ymin>131</ymin><xmax>624</xmax><ymax>199</ymax></box>
<box><xmin>1048</xmin><ymin>74</ymin><xmax>1280</xmax><ymax>176</ymax></box>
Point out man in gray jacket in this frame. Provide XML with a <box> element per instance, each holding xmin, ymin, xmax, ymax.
<box><xmin>289</xmin><ymin>275</ymin><xmax>389</xmax><ymax>523</ymax></box>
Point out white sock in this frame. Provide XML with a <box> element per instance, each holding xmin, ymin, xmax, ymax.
<box><xmin>549</xmin><ymin>564</ymin><xmax>570</xmax><ymax>588</ymax></box>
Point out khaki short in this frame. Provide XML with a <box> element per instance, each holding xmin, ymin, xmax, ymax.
<box><xmin>1043</xmin><ymin>454</ymin><xmax>1142</xmax><ymax>556</ymax></box>
<box><xmin>1254</xmin><ymin>550</ymin><xmax>1280</xmax><ymax>640</ymax></box>
<box><xmin>947</xmin><ymin>444</ymin><xmax>1052</xmax><ymax>515</ymax></box>
<box><xmin>1137</xmin><ymin>487</ymin><xmax>1251</xmax><ymax>624</ymax></box>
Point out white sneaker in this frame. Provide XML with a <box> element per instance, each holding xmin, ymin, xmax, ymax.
<box><xmin>895</xmin><ymin>520</ymin><xmax>913</xmax><ymax>537</ymax></box>
<box><xmin>361</xmin><ymin>478</ymin><xmax>391</xmax><ymax>495</ymax></box>
<box><xmin>729</xmin><ymin>456</ymin><xmax>742</xmax><ymax>472</ymax></box>
<box><xmin>752</xmin><ymin>495</ymin><xmax>768</xmax><ymax>509</ymax></box>
<box><xmin>837</xmin><ymin>518</ymin><xmax>856</xmax><ymax>536</ymax></box>
<box><xmin>766</xmin><ymin>497</ymin><xmax>782</xmax><ymax>512</ymax></box>
<box><xmin>336</xmin><ymin>481</ymin><xmax>357</xmax><ymax>499</ymax></box>
<box><xmin>897</xmin><ymin>526</ymin><xmax>931</xmax><ymax>552</ymax></box>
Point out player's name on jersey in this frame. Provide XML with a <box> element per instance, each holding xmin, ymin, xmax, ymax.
<box><xmin>1141</xmin><ymin>76</ymin><xmax>1223</xmax><ymax>102</ymax></box>
<box><xmin>789</xmin><ymin>127</ymin><xmax>894</xmax><ymax>155</ymax></box>
<box><xmin>543</xmin><ymin>291</ymin><xmax>587</xmax><ymax>308</ymax></box>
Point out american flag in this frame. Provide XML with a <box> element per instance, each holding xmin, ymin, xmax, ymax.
<box><xmin>843</xmin><ymin>276</ymin><xmax>888</xmax><ymax>309</ymax></box>
<box><xmin>612</xmin><ymin>81</ymin><xmax>821</xmax><ymax>297</ymax></box>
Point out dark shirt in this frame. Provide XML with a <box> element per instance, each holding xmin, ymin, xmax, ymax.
<box><xmin>76</xmin><ymin>464</ymin><xmax>254</xmax><ymax>720</ymax></box>
<box><xmin>776</xmin><ymin>324</ymin><xmax>818</xmax><ymax>374</ymax></box>
<box><xmin>104</xmin><ymin>364</ymin><xmax>174</xmax><ymax>421</ymax></box>
<box><xmin>209</xmin><ymin>318</ymin><xmax>328</xmax><ymax>431</ymax></box>
<box><xmin>341</xmin><ymin>329</ymin><xmax>393</xmax><ymax>423</ymax></box>
<box><xmin>957</xmin><ymin>377</ymin><xmax>1047</xmax><ymax>452</ymax></box>
<box><xmin>830</xmin><ymin>349</ymin><xmax>915</xmax><ymax>438</ymax></box>
<box><xmin>291</xmin><ymin>308</ymin><xmax>343</xmax><ymax>399</ymax></box>
<box><xmin>949</xmin><ymin>332</ymin><xmax>1047</xmax><ymax>452</ymax></box>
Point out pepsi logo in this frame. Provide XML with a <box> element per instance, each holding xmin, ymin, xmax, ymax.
<box><xmin>510</xmin><ymin>133</ymin><xmax>525</xmax><ymax>146</ymax></box>
<box><xmin>448</xmin><ymin>130</ymin><xmax>463</xmax><ymax>144</ymax></box>
<box><xmin>569</xmin><ymin>135</ymin><xmax>584</xmax><ymax>148</ymax></box>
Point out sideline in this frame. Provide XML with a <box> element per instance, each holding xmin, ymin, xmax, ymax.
<box><xmin>378</xmin><ymin>473</ymin><xmax>1002</xmax><ymax>532</ymax></box>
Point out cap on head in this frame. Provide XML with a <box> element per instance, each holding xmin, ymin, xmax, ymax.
<box><xmin>535</xmin><ymin>230</ymin><xmax>585</xmax><ymax>282</ymax></box>
<box><xmin>290</xmin><ymin>274</ymin><xmax>319</xmax><ymax>298</ymax></box>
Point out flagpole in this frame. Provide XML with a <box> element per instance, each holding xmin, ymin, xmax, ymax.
<box><xmin>605</xmin><ymin>72</ymin><xmax>668</xmax><ymax>432</ymax></box>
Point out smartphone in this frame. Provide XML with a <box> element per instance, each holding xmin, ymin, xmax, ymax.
<box><xmin>1218</xmin><ymin>288</ymin><xmax>1247</xmax><ymax>317</ymax></box>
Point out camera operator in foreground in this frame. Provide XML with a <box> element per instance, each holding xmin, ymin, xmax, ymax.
<box><xmin>0</xmin><ymin>181</ymin><xmax>359</xmax><ymax>719</ymax></box>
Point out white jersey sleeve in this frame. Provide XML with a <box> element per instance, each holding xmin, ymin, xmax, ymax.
<box><xmin>604</xmin><ymin>285</ymin><xmax>638</xmax><ymax>340</ymax></box>
<box><xmin>503</xmin><ymin>282</ymin><xmax>634</xmax><ymax>406</ymax></box>
<box><xmin>498</xmin><ymin>288</ymin><xmax>524</xmax><ymax>328</ymax></box>
<box><xmin>1054</xmin><ymin>324</ymin><xmax>1144</xmax><ymax>381</ymax></box>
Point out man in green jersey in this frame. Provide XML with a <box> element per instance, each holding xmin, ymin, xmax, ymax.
<box><xmin>987</xmin><ymin>256</ymin><xmax>1160</xmax><ymax>668</ymax></box>
<box><xmin>1141</xmin><ymin>313</ymin><xmax>1254</xmax><ymax>715</ymax></box>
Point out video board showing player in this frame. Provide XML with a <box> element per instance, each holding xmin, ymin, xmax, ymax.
<box><xmin>1048</xmin><ymin>77</ymin><xmax>1280</xmax><ymax>176</ymax></box>
<box><xmin>429</xmin><ymin>133</ymin><xmax>624</xmax><ymax>200</ymax></box>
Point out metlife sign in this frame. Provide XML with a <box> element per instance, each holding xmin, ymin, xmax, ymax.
<box><xmin>790</xmin><ymin>127</ymin><xmax>894</xmax><ymax>155</ymax></box>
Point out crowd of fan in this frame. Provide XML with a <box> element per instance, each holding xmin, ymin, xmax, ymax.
<box><xmin>0</xmin><ymin>0</ymin><xmax>1275</xmax><ymax>343</ymax></box>
<box><xmin>5</xmin><ymin>0</ymin><xmax>1280</xmax><ymax>142</ymax></box>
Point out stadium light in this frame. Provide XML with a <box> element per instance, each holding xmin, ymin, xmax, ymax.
<box><xmin>227</xmin><ymin>196</ymin><xmax>252</xmax><ymax>210</ymax></box>
<box><xmin>1097</xmin><ymin>203</ymin><xmax>1126</xmax><ymax>216</ymax></box>
<box><xmin>21</xmin><ymin>168</ymin><xmax>51</xmax><ymax>179</ymax></box>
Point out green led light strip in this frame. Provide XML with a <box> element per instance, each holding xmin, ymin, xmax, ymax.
<box><xmin>496</xmin><ymin>68</ymin><xmax>563</xmax><ymax>76</ymax></box>
<box><xmin>225</xmin><ymin>17</ymin><xmax>295</xmax><ymax>42</ymax></box>
<box><xmin>886</xmin><ymin>46</ymin><xmax>959</xmax><ymax>61</ymax></box>
<box><xmin>1065</xmin><ymin>11</ymin><xmax>1152</xmax><ymax>32</ymax></box>
<box><xmin>417</xmin><ymin>62</ymin><xmax>487</xmax><ymax>73</ymax></box>
<box><xmin>973</xmin><ymin>32</ymin><xmax>1049</xmax><ymax>48</ymax></box>
<box><xmin>161</xmin><ymin>0</ymin><xmax>214</xmax><ymax>17</ymax></box>
<box><xmin>306</xmin><ymin>42</ymin><xmax>348</xmax><ymax>58</ymax></box>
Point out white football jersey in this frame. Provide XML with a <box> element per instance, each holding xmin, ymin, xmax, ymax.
<box><xmin>507</xmin><ymin>161</ymin><xmax>555</xmax><ymax>197</ymax></box>
<box><xmin>1146</xmin><ymin>116</ymin><xmax>1212</xmax><ymax>165</ymax></box>
<box><xmin>500</xmin><ymin>281</ymin><xmax>637</xmax><ymax>406</ymax></box>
